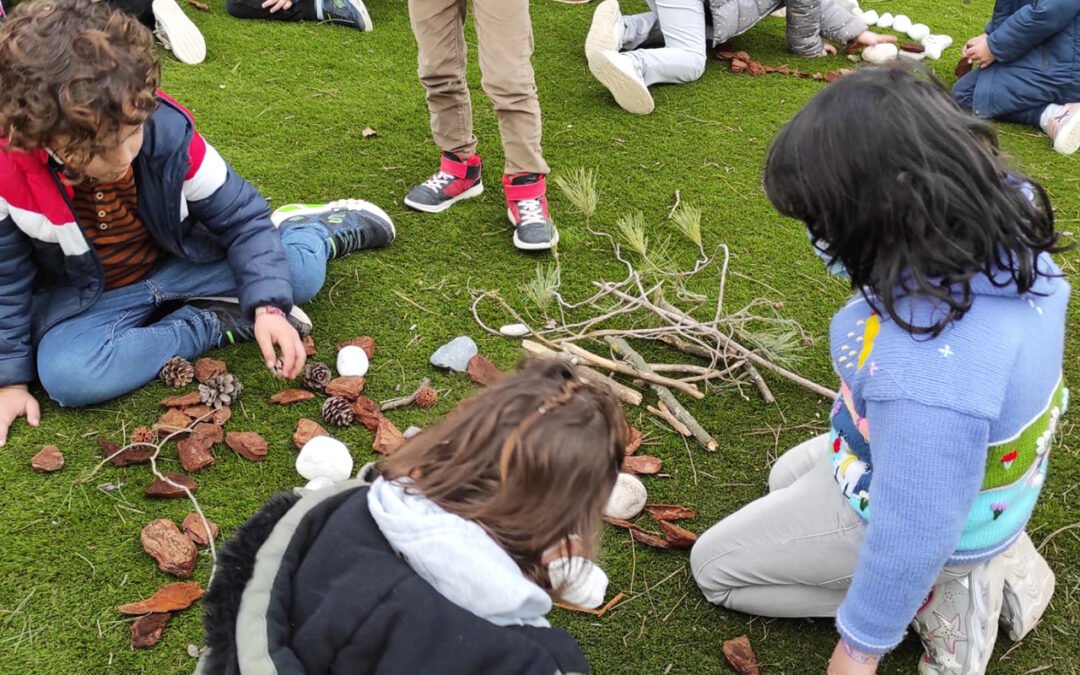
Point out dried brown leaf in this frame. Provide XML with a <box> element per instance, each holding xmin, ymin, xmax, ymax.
<box><xmin>630</xmin><ymin>528</ymin><xmax>671</xmax><ymax>549</ymax></box>
<box><xmin>625</xmin><ymin>426</ymin><xmax>642</xmax><ymax>455</ymax></box>
<box><xmin>187</xmin><ymin>0</ymin><xmax>209</xmax><ymax>10</ymax></box>
<box><xmin>658</xmin><ymin>520</ymin><xmax>697</xmax><ymax>548</ymax></box>
<box><xmin>622</xmin><ymin>455</ymin><xmax>662</xmax><ymax>475</ymax></box>
<box><xmin>269</xmin><ymin>389</ymin><xmax>316</xmax><ymax>405</ymax></box>
<box><xmin>118</xmin><ymin>582</ymin><xmax>204</xmax><ymax>614</ymax></box>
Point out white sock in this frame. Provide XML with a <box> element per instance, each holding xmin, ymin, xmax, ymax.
<box><xmin>1041</xmin><ymin>104</ymin><xmax>1067</xmax><ymax>132</ymax></box>
<box><xmin>314</xmin><ymin>0</ymin><xmax>325</xmax><ymax>20</ymax></box>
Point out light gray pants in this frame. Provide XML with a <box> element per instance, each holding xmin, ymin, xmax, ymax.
<box><xmin>621</xmin><ymin>0</ymin><xmax>708</xmax><ymax>86</ymax></box>
<box><xmin>690</xmin><ymin>434</ymin><xmax>966</xmax><ymax>617</ymax></box>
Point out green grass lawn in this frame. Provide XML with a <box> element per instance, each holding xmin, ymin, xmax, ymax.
<box><xmin>2</xmin><ymin>0</ymin><xmax>1078</xmax><ymax>672</ymax></box>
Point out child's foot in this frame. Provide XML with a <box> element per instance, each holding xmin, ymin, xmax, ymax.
<box><xmin>404</xmin><ymin>152</ymin><xmax>484</xmax><ymax>213</ymax></box>
<box><xmin>319</xmin><ymin>0</ymin><xmax>372</xmax><ymax>31</ymax></box>
<box><xmin>913</xmin><ymin>557</ymin><xmax>1005</xmax><ymax>675</ymax></box>
<box><xmin>1042</xmin><ymin>102</ymin><xmax>1080</xmax><ymax>155</ymax></box>
<box><xmin>588</xmin><ymin>50</ymin><xmax>654</xmax><ymax>115</ymax></box>
<box><xmin>504</xmin><ymin>173</ymin><xmax>558</xmax><ymax>251</ymax></box>
<box><xmin>272</xmin><ymin>200</ymin><xmax>395</xmax><ymax>258</ymax></box>
<box><xmin>585</xmin><ymin>0</ymin><xmax>624</xmax><ymax>59</ymax></box>
<box><xmin>998</xmin><ymin>532</ymin><xmax>1055</xmax><ymax>642</ymax></box>
<box><xmin>189</xmin><ymin>297</ymin><xmax>313</xmax><ymax>346</ymax></box>
<box><xmin>152</xmin><ymin>0</ymin><xmax>206</xmax><ymax>65</ymax></box>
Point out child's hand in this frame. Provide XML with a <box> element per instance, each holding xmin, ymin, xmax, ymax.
<box><xmin>819</xmin><ymin>43</ymin><xmax>838</xmax><ymax>57</ymax></box>
<box><xmin>854</xmin><ymin>31</ymin><xmax>898</xmax><ymax>47</ymax></box>
<box><xmin>827</xmin><ymin>639</ymin><xmax>879</xmax><ymax>675</ymax></box>
<box><xmin>260</xmin><ymin>0</ymin><xmax>293</xmax><ymax>12</ymax></box>
<box><xmin>0</xmin><ymin>384</ymin><xmax>40</xmax><ymax>446</ymax></box>
<box><xmin>963</xmin><ymin>33</ymin><xmax>996</xmax><ymax>68</ymax></box>
<box><xmin>253</xmin><ymin>307</ymin><xmax>306</xmax><ymax>380</ymax></box>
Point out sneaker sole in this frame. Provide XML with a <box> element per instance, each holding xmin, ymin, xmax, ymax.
<box><xmin>585</xmin><ymin>0</ymin><xmax>622</xmax><ymax>59</ymax></box>
<box><xmin>350</xmin><ymin>0</ymin><xmax>373</xmax><ymax>31</ymax></box>
<box><xmin>404</xmin><ymin>182</ymin><xmax>484</xmax><ymax>214</ymax></box>
<box><xmin>999</xmin><ymin>532</ymin><xmax>1055</xmax><ymax>642</ymax></box>
<box><xmin>588</xmin><ymin>51</ymin><xmax>654</xmax><ymax>115</ymax></box>
<box><xmin>507</xmin><ymin>209</ymin><xmax>559</xmax><ymax>251</ymax></box>
<box><xmin>271</xmin><ymin>199</ymin><xmax>396</xmax><ymax>242</ymax></box>
<box><xmin>189</xmin><ymin>295</ymin><xmax>313</xmax><ymax>337</ymax></box>
<box><xmin>153</xmin><ymin>0</ymin><xmax>206</xmax><ymax>65</ymax></box>
<box><xmin>1053</xmin><ymin>112</ymin><xmax>1080</xmax><ymax>155</ymax></box>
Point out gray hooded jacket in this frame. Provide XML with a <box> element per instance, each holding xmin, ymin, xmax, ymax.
<box><xmin>707</xmin><ymin>0</ymin><xmax>866</xmax><ymax>55</ymax></box>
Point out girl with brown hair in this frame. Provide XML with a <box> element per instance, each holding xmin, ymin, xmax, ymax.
<box><xmin>198</xmin><ymin>360</ymin><xmax>627</xmax><ymax>674</ymax></box>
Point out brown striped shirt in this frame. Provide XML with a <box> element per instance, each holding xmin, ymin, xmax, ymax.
<box><xmin>72</xmin><ymin>167</ymin><xmax>160</xmax><ymax>290</ymax></box>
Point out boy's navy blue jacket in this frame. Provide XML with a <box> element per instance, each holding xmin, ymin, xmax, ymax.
<box><xmin>975</xmin><ymin>0</ymin><xmax>1080</xmax><ymax>118</ymax></box>
<box><xmin>0</xmin><ymin>94</ymin><xmax>293</xmax><ymax>388</ymax></box>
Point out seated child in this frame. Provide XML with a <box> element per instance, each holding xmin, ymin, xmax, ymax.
<box><xmin>953</xmin><ymin>0</ymin><xmax>1080</xmax><ymax>155</ymax></box>
<box><xmin>584</xmin><ymin>0</ymin><xmax>895</xmax><ymax>114</ymax></box>
<box><xmin>0</xmin><ymin>0</ymin><xmax>394</xmax><ymax>444</ymax></box>
<box><xmin>691</xmin><ymin>64</ymin><xmax>1068</xmax><ymax>674</ymax></box>
<box><xmin>224</xmin><ymin>0</ymin><xmax>371</xmax><ymax>32</ymax></box>
<box><xmin>196</xmin><ymin>360</ymin><xmax>627</xmax><ymax>674</ymax></box>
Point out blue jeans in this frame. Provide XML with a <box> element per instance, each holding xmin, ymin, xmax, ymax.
<box><xmin>953</xmin><ymin>69</ymin><xmax>1046</xmax><ymax>128</ymax></box>
<box><xmin>37</xmin><ymin>226</ymin><xmax>330</xmax><ymax>407</ymax></box>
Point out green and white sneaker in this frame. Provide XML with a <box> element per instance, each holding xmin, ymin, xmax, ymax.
<box><xmin>319</xmin><ymin>0</ymin><xmax>372</xmax><ymax>31</ymax></box>
<box><xmin>272</xmin><ymin>199</ymin><xmax>395</xmax><ymax>259</ymax></box>
<box><xmin>914</xmin><ymin>558</ymin><xmax>1005</xmax><ymax>675</ymax></box>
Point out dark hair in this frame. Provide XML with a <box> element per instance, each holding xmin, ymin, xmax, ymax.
<box><xmin>378</xmin><ymin>360</ymin><xmax>627</xmax><ymax>597</ymax></box>
<box><xmin>764</xmin><ymin>63</ymin><xmax>1068</xmax><ymax>335</ymax></box>
<box><xmin>0</xmin><ymin>0</ymin><xmax>160</xmax><ymax>175</ymax></box>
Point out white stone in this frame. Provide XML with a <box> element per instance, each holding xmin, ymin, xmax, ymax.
<box><xmin>833</xmin><ymin>0</ymin><xmax>859</xmax><ymax>12</ymax></box>
<box><xmin>876</xmin><ymin>12</ymin><xmax>893</xmax><ymax>28</ymax></box>
<box><xmin>498</xmin><ymin>323</ymin><xmax>530</xmax><ymax>338</ymax></box>
<box><xmin>304</xmin><ymin>476</ymin><xmax>335</xmax><ymax>491</ymax></box>
<box><xmin>907</xmin><ymin>23</ymin><xmax>930</xmax><ymax>41</ymax></box>
<box><xmin>403</xmin><ymin>425</ymin><xmax>423</xmax><ymax>439</ymax></box>
<box><xmin>891</xmin><ymin>15</ymin><xmax>912</xmax><ymax>33</ymax></box>
<box><xmin>921</xmin><ymin>34</ymin><xmax>953</xmax><ymax>61</ymax></box>
<box><xmin>296</xmin><ymin>436</ymin><xmax>354</xmax><ymax>482</ymax></box>
<box><xmin>860</xmin><ymin>9</ymin><xmax>879</xmax><ymax>25</ymax></box>
<box><xmin>336</xmin><ymin>345</ymin><xmax>370</xmax><ymax>377</ymax></box>
<box><xmin>603</xmin><ymin>473</ymin><xmax>648</xmax><ymax>520</ymax></box>
<box><xmin>862</xmin><ymin>43</ymin><xmax>899</xmax><ymax>64</ymax></box>
<box><xmin>923</xmin><ymin>42</ymin><xmax>944</xmax><ymax>61</ymax></box>
<box><xmin>898</xmin><ymin>49</ymin><xmax>927</xmax><ymax>62</ymax></box>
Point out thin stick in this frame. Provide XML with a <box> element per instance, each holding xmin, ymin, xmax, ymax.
<box><xmin>647</xmin><ymin>403</ymin><xmax>691</xmax><ymax>437</ymax></box>
<box><xmin>742</xmin><ymin>361</ymin><xmax>776</xmax><ymax>404</ymax></box>
<box><xmin>380</xmin><ymin>378</ymin><xmax>432</xmax><ymax>411</ymax></box>
<box><xmin>521</xmin><ymin>340</ymin><xmax>643</xmax><ymax>406</ymax></box>
<box><xmin>1037</xmin><ymin>521</ymin><xmax>1080</xmax><ymax>552</ymax></box>
<box><xmin>560</xmin><ymin>342</ymin><xmax>705</xmax><ymax>400</ymax></box>
<box><xmin>666</xmin><ymin>190</ymin><xmax>681</xmax><ymax>219</ymax></box>
<box><xmin>391</xmin><ymin>289</ymin><xmax>435</xmax><ymax>315</ymax></box>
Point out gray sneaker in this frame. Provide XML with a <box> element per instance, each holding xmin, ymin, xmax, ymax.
<box><xmin>914</xmin><ymin>558</ymin><xmax>1004</xmax><ymax>675</ymax></box>
<box><xmin>998</xmin><ymin>532</ymin><xmax>1055</xmax><ymax>642</ymax></box>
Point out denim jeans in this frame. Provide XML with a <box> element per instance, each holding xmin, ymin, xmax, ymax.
<box><xmin>37</xmin><ymin>225</ymin><xmax>330</xmax><ymax>407</ymax></box>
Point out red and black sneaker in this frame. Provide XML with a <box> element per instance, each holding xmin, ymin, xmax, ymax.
<box><xmin>404</xmin><ymin>152</ymin><xmax>484</xmax><ymax>213</ymax></box>
<box><xmin>504</xmin><ymin>173</ymin><xmax>558</xmax><ymax>251</ymax></box>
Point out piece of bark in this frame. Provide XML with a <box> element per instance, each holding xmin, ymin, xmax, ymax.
<box><xmin>226</xmin><ymin>431</ymin><xmax>268</xmax><ymax>461</ymax></box>
<box><xmin>269</xmin><ymin>388</ymin><xmax>316</xmax><ymax>405</ymax></box>
<box><xmin>372</xmin><ymin>418</ymin><xmax>405</xmax><ymax>455</ymax></box>
<box><xmin>193</xmin><ymin>358</ymin><xmax>227</xmax><ymax>383</ymax></box>
<box><xmin>899</xmin><ymin>42</ymin><xmax>926</xmax><ymax>53</ymax></box>
<box><xmin>211</xmin><ymin>406</ymin><xmax>232</xmax><ymax>426</ymax></box>
<box><xmin>630</xmin><ymin>528</ymin><xmax>671</xmax><ymax>549</ymax></box>
<box><xmin>100</xmin><ymin>435</ymin><xmax>153</xmax><ymax>467</ymax></box>
<box><xmin>645</xmin><ymin>504</ymin><xmax>697</xmax><ymax>521</ymax></box>
<box><xmin>955</xmin><ymin>56</ymin><xmax>973</xmax><ymax>78</ymax></box>
<box><xmin>192</xmin><ymin>422</ymin><xmax>223</xmax><ymax>445</ymax></box>
<box><xmin>156</xmin><ymin>409</ymin><xmax>193</xmax><ymax>437</ymax></box>
<box><xmin>603</xmin><ymin>517</ymin><xmax>638</xmax><ymax>530</ymax></box>
<box><xmin>625</xmin><ymin>426</ymin><xmax>642</xmax><ymax>455</ymax></box>
<box><xmin>723</xmin><ymin>635</ymin><xmax>760</xmax><ymax>675</ymax></box>
<box><xmin>177</xmin><ymin>436</ymin><xmax>215</xmax><ymax>473</ymax></box>
<box><xmin>182</xmin><ymin>513</ymin><xmax>219</xmax><ymax>546</ymax></box>
<box><xmin>145</xmin><ymin>472</ymin><xmax>197</xmax><ymax>499</ymax></box>
<box><xmin>130</xmin><ymin>612</ymin><xmax>171</xmax><ymax>649</ymax></box>
<box><xmin>467</xmin><ymin>354</ymin><xmax>502</xmax><ymax>386</ymax></box>
<box><xmin>325</xmin><ymin>376</ymin><xmax>365</xmax><ymax>400</ymax></box>
<box><xmin>160</xmin><ymin>391</ymin><xmax>203</xmax><ymax>408</ymax></box>
<box><xmin>622</xmin><ymin>455</ymin><xmax>662</xmax><ymax>475</ymax></box>
<box><xmin>351</xmin><ymin>396</ymin><xmax>384</xmax><ymax>431</ymax></box>
<box><xmin>293</xmin><ymin>418</ymin><xmax>328</xmax><ymax>450</ymax></box>
<box><xmin>187</xmin><ymin>0</ymin><xmax>210</xmax><ymax>10</ymax></box>
<box><xmin>30</xmin><ymin>445</ymin><xmax>64</xmax><ymax>472</ymax></box>
<box><xmin>117</xmin><ymin>582</ymin><xmax>204</xmax><ymax>614</ymax></box>
<box><xmin>182</xmin><ymin>404</ymin><xmax>214</xmax><ymax>420</ymax></box>
<box><xmin>302</xmin><ymin>335</ymin><xmax>317</xmax><ymax>356</ymax></box>
<box><xmin>140</xmin><ymin>519</ymin><xmax>197</xmax><ymax>578</ymax></box>
<box><xmin>659</xmin><ymin>520</ymin><xmax>698</xmax><ymax>548</ymax></box>
<box><xmin>336</xmin><ymin>336</ymin><xmax>375</xmax><ymax>358</ymax></box>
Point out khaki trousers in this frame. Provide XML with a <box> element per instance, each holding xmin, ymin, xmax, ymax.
<box><xmin>408</xmin><ymin>0</ymin><xmax>550</xmax><ymax>176</ymax></box>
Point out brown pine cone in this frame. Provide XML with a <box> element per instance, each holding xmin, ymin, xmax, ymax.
<box><xmin>322</xmin><ymin>396</ymin><xmax>354</xmax><ymax>427</ymax></box>
<box><xmin>302</xmin><ymin>361</ymin><xmax>332</xmax><ymax>391</ymax></box>
<box><xmin>159</xmin><ymin>356</ymin><xmax>194</xmax><ymax>388</ymax></box>
<box><xmin>415</xmin><ymin>385</ymin><xmax>437</xmax><ymax>409</ymax></box>
<box><xmin>199</xmin><ymin>373</ymin><xmax>244</xmax><ymax>409</ymax></box>
<box><xmin>131</xmin><ymin>427</ymin><xmax>155</xmax><ymax>444</ymax></box>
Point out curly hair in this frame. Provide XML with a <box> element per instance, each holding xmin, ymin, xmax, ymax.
<box><xmin>764</xmin><ymin>63</ymin><xmax>1069</xmax><ymax>336</ymax></box>
<box><xmin>0</xmin><ymin>0</ymin><xmax>160</xmax><ymax>174</ymax></box>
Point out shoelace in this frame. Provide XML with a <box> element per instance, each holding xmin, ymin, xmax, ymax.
<box><xmin>421</xmin><ymin>171</ymin><xmax>455</xmax><ymax>193</ymax></box>
<box><xmin>515</xmin><ymin>197</ymin><xmax>547</xmax><ymax>226</ymax></box>
<box><xmin>153</xmin><ymin>23</ymin><xmax>172</xmax><ymax>50</ymax></box>
<box><xmin>331</xmin><ymin>213</ymin><xmax>365</xmax><ymax>253</ymax></box>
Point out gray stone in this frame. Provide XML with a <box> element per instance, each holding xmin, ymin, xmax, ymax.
<box><xmin>429</xmin><ymin>336</ymin><xmax>478</xmax><ymax>372</ymax></box>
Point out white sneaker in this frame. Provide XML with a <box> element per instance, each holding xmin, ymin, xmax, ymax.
<box><xmin>1043</xmin><ymin>102</ymin><xmax>1080</xmax><ymax>155</ymax></box>
<box><xmin>914</xmin><ymin>558</ymin><xmax>1005</xmax><ymax>675</ymax></box>
<box><xmin>999</xmin><ymin>532</ymin><xmax>1055</xmax><ymax>642</ymax></box>
<box><xmin>585</xmin><ymin>0</ymin><xmax>624</xmax><ymax>59</ymax></box>
<box><xmin>588</xmin><ymin>50</ymin><xmax>653</xmax><ymax>115</ymax></box>
<box><xmin>152</xmin><ymin>0</ymin><xmax>206</xmax><ymax>65</ymax></box>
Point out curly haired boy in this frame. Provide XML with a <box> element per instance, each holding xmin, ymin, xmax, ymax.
<box><xmin>0</xmin><ymin>0</ymin><xmax>395</xmax><ymax>444</ymax></box>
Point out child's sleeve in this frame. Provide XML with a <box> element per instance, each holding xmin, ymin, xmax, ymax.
<box><xmin>182</xmin><ymin>132</ymin><xmax>294</xmax><ymax>318</ymax></box>
<box><xmin>834</xmin><ymin>398</ymin><xmax>990</xmax><ymax>655</ymax></box>
<box><xmin>987</xmin><ymin>0</ymin><xmax>1080</xmax><ymax>64</ymax></box>
<box><xmin>786</xmin><ymin>0</ymin><xmax>866</xmax><ymax>56</ymax></box>
<box><xmin>0</xmin><ymin>205</ymin><xmax>36</xmax><ymax>387</ymax></box>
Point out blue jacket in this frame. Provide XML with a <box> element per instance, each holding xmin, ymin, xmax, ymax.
<box><xmin>973</xmin><ymin>0</ymin><xmax>1080</xmax><ymax>118</ymax></box>
<box><xmin>0</xmin><ymin>95</ymin><xmax>294</xmax><ymax>388</ymax></box>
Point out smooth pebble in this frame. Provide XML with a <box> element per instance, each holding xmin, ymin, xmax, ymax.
<box><xmin>337</xmin><ymin>345</ymin><xmax>370</xmax><ymax>377</ymax></box>
<box><xmin>876</xmin><ymin>12</ymin><xmax>893</xmax><ymax>28</ymax></box>
<box><xmin>907</xmin><ymin>23</ymin><xmax>930</xmax><ymax>41</ymax></box>
<box><xmin>304</xmin><ymin>476</ymin><xmax>335</xmax><ymax>491</ymax></box>
<box><xmin>862</xmin><ymin>43</ymin><xmax>899</xmax><ymax>64</ymax></box>
<box><xmin>860</xmin><ymin>9</ymin><xmax>879</xmax><ymax>25</ymax></box>
<box><xmin>498</xmin><ymin>323</ymin><xmax>530</xmax><ymax>338</ymax></box>
<box><xmin>892</xmin><ymin>15</ymin><xmax>912</xmax><ymax>33</ymax></box>
<box><xmin>604</xmin><ymin>473</ymin><xmax>648</xmax><ymax>520</ymax></box>
<box><xmin>403</xmin><ymin>425</ymin><xmax>423</xmax><ymax>439</ymax></box>
<box><xmin>296</xmin><ymin>436</ymin><xmax>354</xmax><ymax>482</ymax></box>
<box><xmin>429</xmin><ymin>336</ymin><xmax>478</xmax><ymax>372</ymax></box>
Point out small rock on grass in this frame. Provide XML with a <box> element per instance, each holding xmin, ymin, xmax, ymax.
<box><xmin>604</xmin><ymin>473</ymin><xmax>647</xmax><ymax>520</ymax></box>
<box><xmin>131</xmin><ymin>612</ymin><xmax>171</xmax><ymax>649</ymax></box>
<box><xmin>430</xmin><ymin>336</ymin><xmax>477</xmax><ymax>372</ymax></box>
<box><xmin>498</xmin><ymin>323</ymin><xmax>530</xmax><ymax>337</ymax></box>
<box><xmin>182</xmin><ymin>513</ymin><xmax>219</xmax><ymax>546</ymax></box>
<box><xmin>30</xmin><ymin>445</ymin><xmax>64</xmax><ymax>472</ymax></box>
<box><xmin>336</xmin><ymin>346</ymin><xmax>370</xmax><ymax>377</ymax></box>
<box><xmin>141</xmin><ymin>519</ymin><xmax>197</xmax><ymax>578</ymax></box>
<box><xmin>296</xmin><ymin>436</ymin><xmax>353</xmax><ymax>481</ymax></box>
<box><xmin>145</xmin><ymin>472</ymin><xmax>197</xmax><ymax>499</ymax></box>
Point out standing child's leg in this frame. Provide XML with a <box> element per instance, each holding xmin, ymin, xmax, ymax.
<box><xmin>473</xmin><ymin>0</ymin><xmax>558</xmax><ymax>251</ymax></box>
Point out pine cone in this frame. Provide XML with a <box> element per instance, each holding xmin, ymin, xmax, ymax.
<box><xmin>322</xmin><ymin>396</ymin><xmax>354</xmax><ymax>427</ymax></box>
<box><xmin>302</xmin><ymin>361</ymin><xmax>332</xmax><ymax>391</ymax></box>
<box><xmin>131</xmin><ymin>427</ymin><xmax>155</xmax><ymax>444</ymax></box>
<box><xmin>199</xmin><ymin>373</ymin><xmax>244</xmax><ymax>409</ymax></box>
<box><xmin>160</xmin><ymin>356</ymin><xmax>194</xmax><ymax>388</ymax></box>
<box><xmin>415</xmin><ymin>385</ymin><xmax>437</xmax><ymax>409</ymax></box>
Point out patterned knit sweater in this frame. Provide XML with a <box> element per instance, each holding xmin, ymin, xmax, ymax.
<box><xmin>829</xmin><ymin>256</ymin><xmax>1069</xmax><ymax>655</ymax></box>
